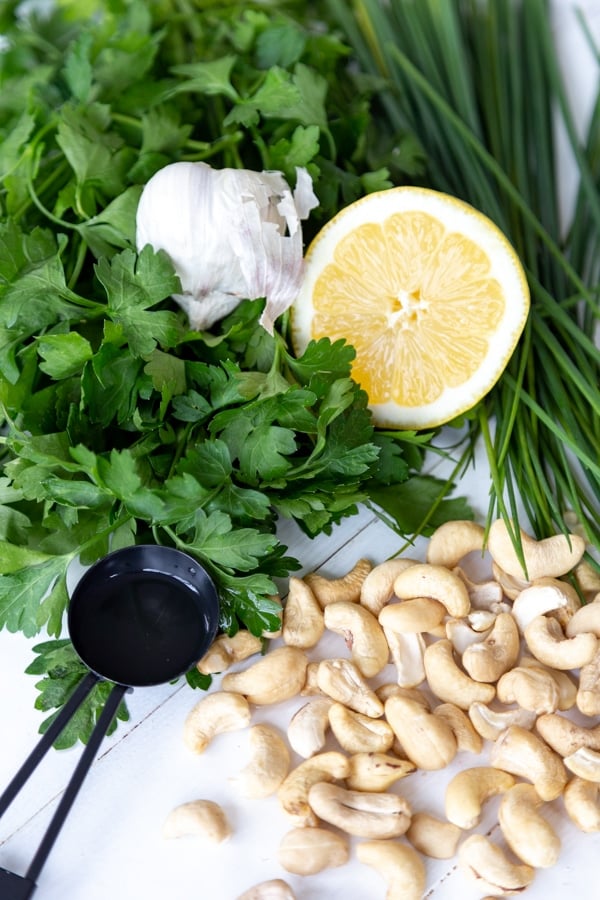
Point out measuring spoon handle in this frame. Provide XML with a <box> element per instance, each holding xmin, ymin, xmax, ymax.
<box><xmin>0</xmin><ymin>671</ymin><xmax>99</xmax><ymax>819</ymax></box>
<box><xmin>25</xmin><ymin>681</ymin><xmax>128</xmax><ymax>887</ymax></box>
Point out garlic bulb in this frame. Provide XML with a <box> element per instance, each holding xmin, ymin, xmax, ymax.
<box><xmin>135</xmin><ymin>161</ymin><xmax>318</xmax><ymax>333</ymax></box>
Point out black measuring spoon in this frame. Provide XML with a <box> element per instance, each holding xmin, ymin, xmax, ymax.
<box><xmin>0</xmin><ymin>544</ymin><xmax>220</xmax><ymax>900</ymax></box>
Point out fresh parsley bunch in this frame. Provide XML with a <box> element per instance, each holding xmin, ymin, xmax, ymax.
<box><xmin>0</xmin><ymin>0</ymin><xmax>468</xmax><ymax>744</ymax></box>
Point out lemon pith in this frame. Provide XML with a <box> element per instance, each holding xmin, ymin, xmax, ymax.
<box><xmin>291</xmin><ymin>187</ymin><xmax>530</xmax><ymax>429</ymax></box>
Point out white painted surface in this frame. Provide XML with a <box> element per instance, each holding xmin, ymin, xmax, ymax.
<box><xmin>2</xmin><ymin>3</ymin><xmax>600</xmax><ymax>898</ymax></box>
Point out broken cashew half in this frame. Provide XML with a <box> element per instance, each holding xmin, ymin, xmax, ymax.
<box><xmin>564</xmin><ymin>777</ymin><xmax>600</xmax><ymax>833</ymax></box>
<box><xmin>406</xmin><ymin>812</ymin><xmax>462</xmax><ymax>859</ymax></box>
<box><xmin>499</xmin><ymin>783</ymin><xmax>561</xmax><ymax>868</ymax></box>
<box><xmin>458</xmin><ymin>834</ymin><xmax>535</xmax><ymax>896</ymax></box>
<box><xmin>357</xmin><ymin>840</ymin><xmax>426</xmax><ymax>900</ymax></box>
<box><xmin>236</xmin><ymin>880</ymin><xmax>296</xmax><ymax>900</ymax></box>
<box><xmin>278</xmin><ymin>826</ymin><xmax>349</xmax><ymax>875</ymax></box>
<box><xmin>287</xmin><ymin>696</ymin><xmax>332</xmax><ymax>759</ymax></box>
<box><xmin>162</xmin><ymin>799</ymin><xmax>231</xmax><ymax>843</ymax></box>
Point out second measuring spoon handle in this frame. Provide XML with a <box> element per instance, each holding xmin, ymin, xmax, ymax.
<box><xmin>0</xmin><ymin>671</ymin><xmax>99</xmax><ymax>819</ymax></box>
<box><xmin>25</xmin><ymin>681</ymin><xmax>129</xmax><ymax>888</ymax></box>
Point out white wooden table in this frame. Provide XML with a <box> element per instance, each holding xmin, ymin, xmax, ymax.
<box><xmin>2</xmin><ymin>2</ymin><xmax>600</xmax><ymax>897</ymax></box>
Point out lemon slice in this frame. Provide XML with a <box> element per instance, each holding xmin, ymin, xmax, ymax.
<box><xmin>291</xmin><ymin>187</ymin><xmax>530</xmax><ymax>429</ymax></box>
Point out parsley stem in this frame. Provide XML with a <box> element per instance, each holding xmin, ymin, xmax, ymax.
<box><xmin>25</xmin><ymin>147</ymin><xmax>78</xmax><ymax>231</ymax></box>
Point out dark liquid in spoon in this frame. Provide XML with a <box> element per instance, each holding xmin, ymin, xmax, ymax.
<box><xmin>69</xmin><ymin>571</ymin><xmax>209</xmax><ymax>686</ymax></box>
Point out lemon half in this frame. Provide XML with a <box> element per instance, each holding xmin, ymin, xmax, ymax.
<box><xmin>291</xmin><ymin>187</ymin><xmax>530</xmax><ymax>429</ymax></box>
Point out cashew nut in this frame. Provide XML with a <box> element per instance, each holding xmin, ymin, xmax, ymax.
<box><xmin>375</xmin><ymin>683</ymin><xmax>431</xmax><ymax>708</ymax></box>
<box><xmin>278</xmin><ymin>826</ymin><xmax>349</xmax><ymax>875</ymax></box>
<box><xmin>498</xmin><ymin>783</ymin><xmax>561</xmax><ymax>868</ymax></box>
<box><xmin>162</xmin><ymin>799</ymin><xmax>231</xmax><ymax>842</ymax></box>
<box><xmin>566</xmin><ymin>600</ymin><xmax>600</xmax><ymax>637</ymax></box>
<box><xmin>445</xmin><ymin>766</ymin><xmax>515</xmax><ymax>829</ymax></box>
<box><xmin>495</xmin><ymin>665</ymin><xmax>555</xmax><ymax>715</ymax></box>
<box><xmin>287</xmin><ymin>696</ymin><xmax>332</xmax><ymax>758</ymax></box>
<box><xmin>317</xmin><ymin>658</ymin><xmax>383</xmax><ymax>717</ymax></box>
<box><xmin>328</xmin><ymin>702</ymin><xmax>395</xmax><ymax>754</ymax></box>
<box><xmin>426</xmin><ymin>519</ymin><xmax>485</xmax><ymax>568</ymax></box>
<box><xmin>564</xmin><ymin>776</ymin><xmax>600</xmax><ymax>832</ymax></box>
<box><xmin>468</xmin><ymin>701</ymin><xmax>537</xmax><ymax>741</ymax></box>
<box><xmin>455</xmin><ymin>566</ymin><xmax>504</xmax><ymax>609</ymax></box>
<box><xmin>300</xmin><ymin>661</ymin><xmax>322</xmax><ymax>696</ymax></box>
<box><xmin>277</xmin><ymin>751</ymin><xmax>350</xmax><ymax>827</ymax></box>
<box><xmin>491</xmin><ymin>560</ymin><xmax>531</xmax><ymax>600</ymax></box>
<box><xmin>536</xmin><ymin>712</ymin><xmax>600</xmax><ymax>757</ymax></box>
<box><xmin>384</xmin><ymin>693</ymin><xmax>457</xmax><ymax>770</ymax></box>
<box><xmin>281</xmin><ymin>577</ymin><xmax>324</xmax><ymax>649</ymax></box>
<box><xmin>458</xmin><ymin>834</ymin><xmax>535</xmax><ymax>896</ymax></box>
<box><xmin>393</xmin><ymin>564</ymin><xmax>471</xmax><ymax>617</ymax></box>
<box><xmin>183</xmin><ymin>691</ymin><xmax>251</xmax><ymax>754</ymax></box>
<box><xmin>232</xmin><ymin>724</ymin><xmax>290</xmax><ymax>799</ymax></box>
<box><xmin>524</xmin><ymin>614</ymin><xmax>597</xmax><ymax>670</ymax></box>
<box><xmin>462</xmin><ymin>612</ymin><xmax>520</xmax><ymax>682</ymax></box>
<box><xmin>519</xmin><ymin>656</ymin><xmax>578</xmax><ymax>710</ymax></box>
<box><xmin>406</xmin><ymin>811</ymin><xmax>462</xmax><ymax>859</ymax></box>
<box><xmin>222</xmin><ymin>646</ymin><xmax>308</xmax><ymax>705</ymax></box>
<box><xmin>383</xmin><ymin>629</ymin><xmax>426</xmax><ymax>688</ymax></box>
<box><xmin>196</xmin><ymin>630</ymin><xmax>263</xmax><ymax>675</ymax></box>
<box><xmin>445</xmin><ymin>616</ymin><xmax>491</xmax><ymax>655</ymax></box>
<box><xmin>307</xmin><ymin>782</ymin><xmax>411</xmax><ymax>839</ymax></box>
<box><xmin>577</xmin><ymin>647</ymin><xmax>600</xmax><ymax>715</ymax></box>
<box><xmin>432</xmin><ymin>702</ymin><xmax>483</xmax><ymax>754</ymax></box>
<box><xmin>303</xmin><ymin>558</ymin><xmax>372</xmax><ymax>607</ymax></box>
<box><xmin>323</xmin><ymin>600</ymin><xmax>389</xmax><ymax>677</ymax></box>
<box><xmin>564</xmin><ymin>747</ymin><xmax>600</xmax><ymax>782</ymax></box>
<box><xmin>423</xmin><ymin>639</ymin><xmax>496</xmax><ymax>709</ymax></box>
<box><xmin>236</xmin><ymin>880</ymin><xmax>296</xmax><ymax>900</ymax></box>
<box><xmin>378</xmin><ymin>597</ymin><xmax>446</xmax><ymax>633</ymax></box>
<box><xmin>347</xmin><ymin>752</ymin><xmax>416</xmax><ymax>792</ymax></box>
<box><xmin>356</xmin><ymin>840</ymin><xmax>426</xmax><ymax>900</ymax></box>
<box><xmin>261</xmin><ymin>594</ymin><xmax>283</xmax><ymax>639</ymax></box>
<box><xmin>489</xmin><ymin>725</ymin><xmax>567</xmax><ymax>801</ymax></box>
<box><xmin>573</xmin><ymin>559</ymin><xmax>600</xmax><ymax>603</ymax></box>
<box><xmin>360</xmin><ymin>557</ymin><xmax>419</xmax><ymax>615</ymax></box>
<box><xmin>512</xmin><ymin>578</ymin><xmax>577</xmax><ymax>633</ymax></box>
<box><xmin>487</xmin><ymin>517</ymin><xmax>586</xmax><ymax>580</ymax></box>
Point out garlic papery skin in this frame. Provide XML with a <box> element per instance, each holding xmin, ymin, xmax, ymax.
<box><xmin>135</xmin><ymin>161</ymin><xmax>318</xmax><ymax>333</ymax></box>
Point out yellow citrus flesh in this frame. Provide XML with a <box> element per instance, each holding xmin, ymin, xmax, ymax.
<box><xmin>291</xmin><ymin>187</ymin><xmax>530</xmax><ymax>429</ymax></box>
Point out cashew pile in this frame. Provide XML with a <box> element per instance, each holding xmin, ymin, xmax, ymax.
<box><xmin>167</xmin><ymin>517</ymin><xmax>600</xmax><ymax>899</ymax></box>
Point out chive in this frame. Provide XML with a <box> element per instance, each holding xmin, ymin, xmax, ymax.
<box><xmin>332</xmin><ymin>0</ymin><xmax>600</xmax><ymax>555</ymax></box>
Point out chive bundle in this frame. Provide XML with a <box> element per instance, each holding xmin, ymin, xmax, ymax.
<box><xmin>330</xmin><ymin>0</ymin><xmax>600</xmax><ymax>563</ymax></box>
